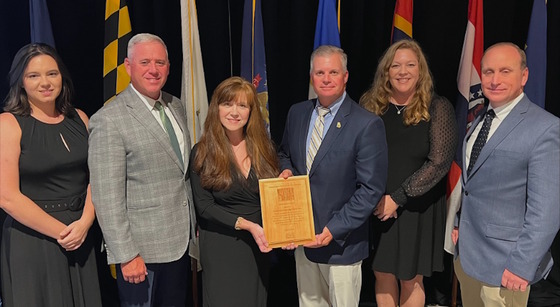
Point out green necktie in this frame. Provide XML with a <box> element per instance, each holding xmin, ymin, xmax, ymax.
<box><xmin>154</xmin><ymin>101</ymin><xmax>183</xmax><ymax>166</ymax></box>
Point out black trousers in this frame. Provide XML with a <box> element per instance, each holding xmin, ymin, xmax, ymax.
<box><xmin>116</xmin><ymin>250</ymin><xmax>192</xmax><ymax>307</ymax></box>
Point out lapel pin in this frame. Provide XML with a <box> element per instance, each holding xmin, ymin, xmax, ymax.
<box><xmin>336</xmin><ymin>122</ymin><xmax>341</xmax><ymax>128</ymax></box>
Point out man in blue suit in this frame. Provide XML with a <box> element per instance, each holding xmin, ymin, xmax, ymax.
<box><xmin>453</xmin><ymin>42</ymin><xmax>560</xmax><ymax>306</ymax></box>
<box><xmin>278</xmin><ymin>45</ymin><xmax>388</xmax><ymax>306</ymax></box>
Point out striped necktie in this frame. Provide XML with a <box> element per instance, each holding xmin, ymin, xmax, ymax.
<box><xmin>154</xmin><ymin>101</ymin><xmax>183</xmax><ymax>167</ymax></box>
<box><xmin>307</xmin><ymin>106</ymin><xmax>331</xmax><ymax>173</ymax></box>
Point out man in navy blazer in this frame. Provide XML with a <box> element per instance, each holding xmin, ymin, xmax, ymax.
<box><xmin>278</xmin><ymin>45</ymin><xmax>388</xmax><ymax>306</ymax></box>
<box><xmin>452</xmin><ymin>42</ymin><xmax>560</xmax><ymax>306</ymax></box>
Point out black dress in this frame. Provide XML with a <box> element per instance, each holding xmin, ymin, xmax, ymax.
<box><xmin>1</xmin><ymin>110</ymin><xmax>102</xmax><ymax>307</ymax></box>
<box><xmin>372</xmin><ymin>96</ymin><xmax>457</xmax><ymax>280</ymax></box>
<box><xmin>189</xmin><ymin>145</ymin><xmax>270</xmax><ymax>307</ymax></box>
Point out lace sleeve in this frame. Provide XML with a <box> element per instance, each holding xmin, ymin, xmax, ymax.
<box><xmin>390</xmin><ymin>95</ymin><xmax>458</xmax><ymax>206</ymax></box>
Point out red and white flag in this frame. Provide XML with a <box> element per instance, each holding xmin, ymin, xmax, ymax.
<box><xmin>445</xmin><ymin>0</ymin><xmax>484</xmax><ymax>254</ymax></box>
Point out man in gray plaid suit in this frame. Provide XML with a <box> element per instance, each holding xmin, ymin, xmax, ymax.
<box><xmin>88</xmin><ymin>33</ymin><xmax>196</xmax><ymax>307</ymax></box>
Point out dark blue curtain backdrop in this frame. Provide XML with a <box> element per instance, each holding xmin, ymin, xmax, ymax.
<box><xmin>1</xmin><ymin>1</ymin><xmax>559</xmax><ymax>306</ymax></box>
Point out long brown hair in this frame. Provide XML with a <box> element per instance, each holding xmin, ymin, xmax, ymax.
<box><xmin>360</xmin><ymin>40</ymin><xmax>433</xmax><ymax>125</ymax></box>
<box><xmin>193</xmin><ymin>76</ymin><xmax>279</xmax><ymax>190</ymax></box>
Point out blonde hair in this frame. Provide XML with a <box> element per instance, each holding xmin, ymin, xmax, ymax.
<box><xmin>360</xmin><ymin>40</ymin><xmax>433</xmax><ymax>125</ymax></box>
<box><xmin>193</xmin><ymin>76</ymin><xmax>279</xmax><ymax>190</ymax></box>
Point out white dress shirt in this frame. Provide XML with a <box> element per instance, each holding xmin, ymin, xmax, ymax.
<box><xmin>465</xmin><ymin>92</ymin><xmax>525</xmax><ymax>169</ymax></box>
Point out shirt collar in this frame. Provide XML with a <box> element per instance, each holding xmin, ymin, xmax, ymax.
<box><xmin>130</xmin><ymin>84</ymin><xmax>163</xmax><ymax>110</ymax></box>
<box><xmin>315</xmin><ymin>92</ymin><xmax>346</xmax><ymax>114</ymax></box>
<box><xmin>488</xmin><ymin>92</ymin><xmax>524</xmax><ymax>120</ymax></box>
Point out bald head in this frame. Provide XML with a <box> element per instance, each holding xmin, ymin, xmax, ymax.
<box><xmin>482</xmin><ymin>42</ymin><xmax>527</xmax><ymax>70</ymax></box>
<box><xmin>480</xmin><ymin>43</ymin><xmax>529</xmax><ymax>108</ymax></box>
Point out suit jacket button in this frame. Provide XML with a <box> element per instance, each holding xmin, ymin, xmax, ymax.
<box><xmin>464</xmin><ymin>190</ymin><xmax>468</xmax><ymax>196</ymax></box>
<box><xmin>183</xmin><ymin>201</ymin><xmax>187</xmax><ymax>206</ymax></box>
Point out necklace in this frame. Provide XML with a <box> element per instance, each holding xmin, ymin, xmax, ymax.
<box><xmin>393</xmin><ymin>104</ymin><xmax>407</xmax><ymax>114</ymax></box>
<box><xmin>231</xmin><ymin>137</ymin><xmax>244</xmax><ymax>150</ymax></box>
<box><xmin>232</xmin><ymin>141</ymin><xmax>250</xmax><ymax>177</ymax></box>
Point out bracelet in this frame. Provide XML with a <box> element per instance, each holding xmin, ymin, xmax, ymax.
<box><xmin>234</xmin><ymin>217</ymin><xmax>244</xmax><ymax>230</ymax></box>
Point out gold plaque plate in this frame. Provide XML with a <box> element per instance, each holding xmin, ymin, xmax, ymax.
<box><xmin>259</xmin><ymin>175</ymin><xmax>316</xmax><ymax>248</ymax></box>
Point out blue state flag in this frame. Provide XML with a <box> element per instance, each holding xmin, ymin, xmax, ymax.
<box><xmin>241</xmin><ymin>0</ymin><xmax>270</xmax><ymax>130</ymax></box>
<box><xmin>313</xmin><ymin>0</ymin><xmax>341</xmax><ymax>49</ymax></box>
<box><xmin>309</xmin><ymin>0</ymin><xmax>341</xmax><ymax>98</ymax></box>
<box><xmin>525</xmin><ymin>0</ymin><xmax>547</xmax><ymax>108</ymax></box>
<box><xmin>29</xmin><ymin>0</ymin><xmax>55</xmax><ymax>47</ymax></box>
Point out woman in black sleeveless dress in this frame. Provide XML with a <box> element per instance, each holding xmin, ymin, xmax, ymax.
<box><xmin>0</xmin><ymin>44</ymin><xmax>101</xmax><ymax>306</ymax></box>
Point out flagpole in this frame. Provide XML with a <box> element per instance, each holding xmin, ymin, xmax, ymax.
<box><xmin>228</xmin><ymin>0</ymin><xmax>233</xmax><ymax>76</ymax></box>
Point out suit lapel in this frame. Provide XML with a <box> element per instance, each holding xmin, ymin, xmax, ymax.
<box><xmin>165</xmin><ymin>93</ymin><xmax>191</xmax><ymax>170</ymax></box>
<box><xmin>125</xmin><ymin>88</ymin><xmax>185</xmax><ymax>171</ymax></box>
<box><xmin>462</xmin><ymin>114</ymin><xmax>483</xmax><ymax>183</ymax></box>
<box><xmin>298</xmin><ymin>101</ymin><xmax>315</xmax><ymax>173</ymax></box>
<box><xmin>466</xmin><ymin>98</ymin><xmax>529</xmax><ymax>179</ymax></box>
<box><xmin>309</xmin><ymin>97</ymin><xmax>350</xmax><ymax>175</ymax></box>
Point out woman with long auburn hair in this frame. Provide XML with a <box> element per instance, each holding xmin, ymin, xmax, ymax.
<box><xmin>190</xmin><ymin>76</ymin><xmax>279</xmax><ymax>307</ymax></box>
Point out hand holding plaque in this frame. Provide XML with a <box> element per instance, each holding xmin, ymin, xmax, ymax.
<box><xmin>259</xmin><ymin>175</ymin><xmax>315</xmax><ymax>248</ymax></box>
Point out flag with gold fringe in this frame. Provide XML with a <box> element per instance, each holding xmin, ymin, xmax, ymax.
<box><xmin>241</xmin><ymin>0</ymin><xmax>270</xmax><ymax>131</ymax></box>
<box><xmin>103</xmin><ymin>0</ymin><xmax>132</xmax><ymax>104</ymax></box>
<box><xmin>180</xmin><ymin>0</ymin><xmax>209</xmax><ymax>145</ymax></box>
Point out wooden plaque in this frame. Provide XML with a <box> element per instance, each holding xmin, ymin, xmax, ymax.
<box><xmin>259</xmin><ymin>175</ymin><xmax>315</xmax><ymax>248</ymax></box>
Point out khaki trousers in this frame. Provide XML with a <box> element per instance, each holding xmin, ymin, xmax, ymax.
<box><xmin>454</xmin><ymin>257</ymin><xmax>530</xmax><ymax>307</ymax></box>
<box><xmin>295</xmin><ymin>246</ymin><xmax>362</xmax><ymax>307</ymax></box>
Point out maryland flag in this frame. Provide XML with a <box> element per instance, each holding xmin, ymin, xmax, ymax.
<box><xmin>103</xmin><ymin>0</ymin><xmax>132</xmax><ymax>104</ymax></box>
<box><xmin>103</xmin><ymin>0</ymin><xmax>132</xmax><ymax>278</ymax></box>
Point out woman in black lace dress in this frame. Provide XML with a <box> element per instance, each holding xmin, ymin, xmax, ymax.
<box><xmin>0</xmin><ymin>44</ymin><xmax>101</xmax><ymax>306</ymax></box>
<box><xmin>360</xmin><ymin>40</ymin><xmax>457</xmax><ymax>307</ymax></box>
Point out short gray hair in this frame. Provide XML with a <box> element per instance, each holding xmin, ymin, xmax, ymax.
<box><xmin>310</xmin><ymin>45</ymin><xmax>347</xmax><ymax>73</ymax></box>
<box><xmin>127</xmin><ymin>33</ymin><xmax>168</xmax><ymax>60</ymax></box>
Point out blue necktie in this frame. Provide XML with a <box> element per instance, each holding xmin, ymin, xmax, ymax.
<box><xmin>467</xmin><ymin>109</ymin><xmax>495</xmax><ymax>175</ymax></box>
